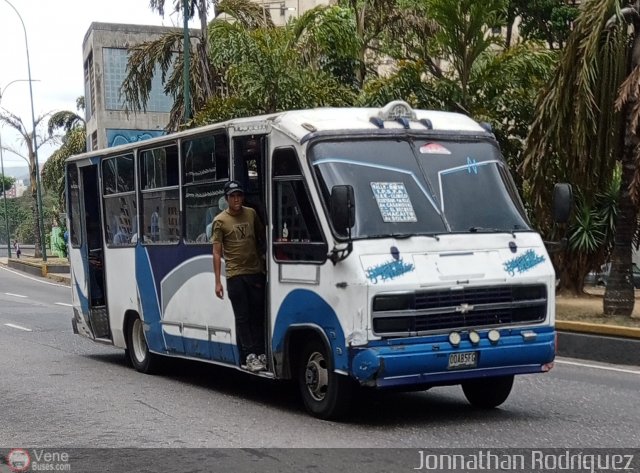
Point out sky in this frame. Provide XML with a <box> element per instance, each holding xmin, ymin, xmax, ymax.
<box><xmin>0</xmin><ymin>0</ymin><xmax>195</xmax><ymax>171</ymax></box>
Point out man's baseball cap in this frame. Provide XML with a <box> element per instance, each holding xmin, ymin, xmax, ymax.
<box><xmin>224</xmin><ymin>180</ymin><xmax>244</xmax><ymax>196</ymax></box>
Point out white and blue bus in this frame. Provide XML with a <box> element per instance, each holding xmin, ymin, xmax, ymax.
<box><xmin>67</xmin><ymin>101</ymin><xmax>570</xmax><ymax>419</ymax></box>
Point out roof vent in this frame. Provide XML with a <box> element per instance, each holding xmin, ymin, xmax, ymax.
<box><xmin>396</xmin><ymin>117</ymin><xmax>410</xmax><ymax>129</ymax></box>
<box><xmin>419</xmin><ymin>118</ymin><xmax>433</xmax><ymax>130</ymax></box>
<box><xmin>369</xmin><ymin>117</ymin><xmax>385</xmax><ymax>128</ymax></box>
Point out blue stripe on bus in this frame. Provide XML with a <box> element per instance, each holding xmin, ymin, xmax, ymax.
<box><xmin>135</xmin><ymin>246</ymin><xmax>164</xmax><ymax>352</ymax></box>
<box><xmin>272</xmin><ymin>289</ymin><xmax>348</xmax><ymax>371</ymax></box>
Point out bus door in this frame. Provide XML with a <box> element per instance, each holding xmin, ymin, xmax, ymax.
<box><xmin>270</xmin><ymin>145</ymin><xmax>329</xmax><ymax>330</ymax></box>
<box><xmin>80</xmin><ymin>164</ymin><xmax>110</xmax><ymax>340</ymax></box>
<box><xmin>232</xmin><ymin>134</ymin><xmax>270</xmax><ymax>361</ymax></box>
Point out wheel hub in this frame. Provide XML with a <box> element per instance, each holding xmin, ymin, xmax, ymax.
<box><xmin>304</xmin><ymin>352</ymin><xmax>328</xmax><ymax>402</ymax></box>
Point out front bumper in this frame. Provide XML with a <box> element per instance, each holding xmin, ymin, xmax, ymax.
<box><xmin>350</xmin><ymin>326</ymin><xmax>555</xmax><ymax>388</ymax></box>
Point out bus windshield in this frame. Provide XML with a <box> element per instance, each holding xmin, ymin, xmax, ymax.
<box><xmin>310</xmin><ymin>138</ymin><xmax>530</xmax><ymax>239</ymax></box>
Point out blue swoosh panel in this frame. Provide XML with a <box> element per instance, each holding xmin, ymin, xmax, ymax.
<box><xmin>273</xmin><ymin>289</ymin><xmax>348</xmax><ymax>371</ymax></box>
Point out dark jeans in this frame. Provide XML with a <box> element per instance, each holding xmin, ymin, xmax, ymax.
<box><xmin>227</xmin><ymin>273</ymin><xmax>266</xmax><ymax>363</ymax></box>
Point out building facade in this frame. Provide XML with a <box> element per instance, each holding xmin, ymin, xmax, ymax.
<box><xmin>82</xmin><ymin>22</ymin><xmax>179</xmax><ymax>151</ymax></box>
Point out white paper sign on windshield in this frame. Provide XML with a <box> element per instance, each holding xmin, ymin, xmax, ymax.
<box><xmin>370</xmin><ymin>182</ymin><xmax>417</xmax><ymax>223</ymax></box>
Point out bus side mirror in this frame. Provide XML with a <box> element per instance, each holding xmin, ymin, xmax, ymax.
<box><xmin>330</xmin><ymin>185</ymin><xmax>355</xmax><ymax>235</ymax></box>
<box><xmin>552</xmin><ymin>183</ymin><xmax>573</xmax><ymax>224</ymax></box>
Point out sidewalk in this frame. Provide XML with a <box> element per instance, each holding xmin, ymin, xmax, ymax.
<box><xmin>0</xmin><ymin>257</ymin><xmax>638</xmax><ymax>366</ymax></box>
<box><xmin>0</xmin><ymin>256</ymin><xmax>71</xmax><ymax>285</ymax></box>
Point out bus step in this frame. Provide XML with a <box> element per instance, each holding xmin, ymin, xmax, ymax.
<box><xmin>89</xmin><ymin>306</ymin><xmax>111</xmax><ymax>339</ymax></box>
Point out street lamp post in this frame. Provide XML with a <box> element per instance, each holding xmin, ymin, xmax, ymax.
<box><xmin>2</xmin><ymin>0</ymin><xmax>47</xmax><ymax>261</ymax></box>
<box><xmin>0</xmin><ymin>119</ymin><xmax>9</xmax><ymax>258</ymax></box>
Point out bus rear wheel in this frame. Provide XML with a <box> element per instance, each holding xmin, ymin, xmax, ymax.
<box><xmin>297</xmin><ymin>339</ymin><xmax>353</xmax><ymax>420</ymax></box>
<box><xmin>126</xmin><ymin>316</ymin><xmax>159</xmax><ymax>374</ymax></box>
<box><xmin>461</xmin><ymin>375</ymin><xmax>514</xmax><ymax>408</ymax></box>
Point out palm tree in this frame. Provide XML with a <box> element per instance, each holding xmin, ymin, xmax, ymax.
<box><xmin>122</xmin><ymin>0</ymin><xmax>214</xmax><ymax>130</ymax></box>
<box><xmin>361</xmin><ymin>0</ymin><xmax>554</xmax><ymax>183</ymax></box>
<box><xmin>522</xmin><ymin>0</ymin><xmax>640</xmax><ymax>315</ymax></box>
<box><xmin>42</xmin><ymin>99</ymin><xmax>86</xmax><ymax>226</ymax></box>
<box><xmin>0</xmin><ymin>109</ymin><xmax>57</xmax><ymax>257</ymax></box>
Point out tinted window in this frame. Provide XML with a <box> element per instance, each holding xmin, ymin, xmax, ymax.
<box><xmin>67</xmin><ymin>164</ymin><xmax>82</xmax><ymax>247</ymax></box>
<box><xmin>102</xmin><ymin>154</ymin><xmax>134</xmax><ymax>195</ymax></box>
<box><xmin>140</xmin><ymin>144</ymin><xmax>180</xmax><ymax>244</ymax></box>
<box><xmin>182</xmin><ymin>133</ymin><xmax>230</xmax><ymax>243</ymax></box>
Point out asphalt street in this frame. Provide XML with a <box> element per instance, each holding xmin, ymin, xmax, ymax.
<box><xmin>0</xmin><ymin>265</ymin><xmax>639</xmax><ymax>450</ymax></box>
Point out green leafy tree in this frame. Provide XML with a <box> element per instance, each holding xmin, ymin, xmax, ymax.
<box><xmin>42</xmin><ymin>100</ymin><xmax>86</xmax><ymax>226</ymax></box>
<box><xmin>362</xmin><ymin>0</ymin><xmax>555</xmax><ymax>184</ymax></box>
<box><xmin>185</xmin><ymin>2</ymin><xmax>360</xmax><ymax>125</ymax></box>
<box><xmin>522</xmin><ymin>0</ymin><xmax>640</xmax><ymax>315</ymax></box>
<box><xmin>507</xmin><ymin>0</ymin><xmax>579</xmax><ymax>49</ymax></box>
<box><xmin>0</xmin><ymin>174</ymin><xmax>14</xmax><ymax>195</ymax></box>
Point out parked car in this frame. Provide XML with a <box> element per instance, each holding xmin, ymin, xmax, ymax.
<box><xmin>584</xmin><ymin>263</ymin><xmax>640</xmax><ymax>288</ymax></box>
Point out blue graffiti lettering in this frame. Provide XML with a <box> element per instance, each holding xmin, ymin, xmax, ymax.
<box><xmin>366</xmin><ymin>258</ymin><xmax>415</xmax><ymax>284</ymax></box>
<box><xmin>503</xmin><ymin>249</ymin><xmax>545</xmax><ymax>276</ymax></box>
<box><xmin>466</xmin><ymin>157</ymin><xmax>478</xmax><ymax>174</ymax></box>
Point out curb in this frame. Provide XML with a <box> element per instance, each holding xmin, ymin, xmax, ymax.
<box><xmin>556</xmin><ymin>320</ymin><xmax>640</xmax><ymax>340</ymax></box>
<box><xmin>556</xmin><ymin>321</ymin><xmax>640</xmax><ymax>366</ymax></box>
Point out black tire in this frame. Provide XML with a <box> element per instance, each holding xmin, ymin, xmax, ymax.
<box><xmin>126</xmin><ymin>316</ymin><xmax>159</xmax><ymax>374</ymax></box>
<box><xmin>461</xmin><ymin>375</ymin><xmax>514</xmax><ymax>409</ymax></box>
<box><xmin>297</xmin><ymin>339</ymin><xmax>353</xmax><ymax>420</ymax></box>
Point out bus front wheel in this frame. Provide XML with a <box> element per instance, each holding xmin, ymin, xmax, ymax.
<box><xmin>126</xmin><ymin>316</ymin><xmax>159</xmax><ymax>374</ymax></box>
<box><xmin>461</xmin><ymin>375</ymin><xmax>514</xmax><ymax>408</ymax></box>
<box><xmin>297</xmin><ymin>339</ymin><xmax>352</xmax><ymax>420</ymax></box>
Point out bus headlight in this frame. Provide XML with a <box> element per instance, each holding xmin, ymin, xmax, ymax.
<box><xmin>448</xmin><ymin>331</ymin><xmax>461</xmax><ymax>347</ymax></box>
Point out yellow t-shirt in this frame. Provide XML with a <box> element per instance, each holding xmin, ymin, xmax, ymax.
<box><xmin>212</xmin><ymin>207</ymin><xmax>264</xmax><ymax>278</ymax></box>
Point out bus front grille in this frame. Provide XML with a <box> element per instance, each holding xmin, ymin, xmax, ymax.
<box><xmin>371</xmin><ymin>284</ymin><xmax>547</xmax><ymax>336</ymax></box>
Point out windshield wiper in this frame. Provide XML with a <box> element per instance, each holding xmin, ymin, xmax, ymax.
<box><xmin>368</xmin><ymin>233</ymin><xmax>440</xmax><ymax>241</ymax></box>
<box><xmin>469</xmin><ymin>226</ymin><xmax>518</xmax><ymax>238</ymax></box>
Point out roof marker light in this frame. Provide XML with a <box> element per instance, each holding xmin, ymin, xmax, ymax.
<box><xmin>378</xmin><ymin>100</ymin><xmax>416</xmax><ymax>121</ymax></box>
<box><xmin>301</xmin><ymin>122</ymin><xmax>317</xmax><ymax>132</ymax></box>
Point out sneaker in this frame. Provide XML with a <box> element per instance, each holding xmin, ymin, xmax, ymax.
<box><xmin>244</xmin><ymin>353</ymin><xmax>266</xmax><ymax>372</ymax></box>
<box><xmin>258</xmin><ymin>354</ymin><xmax>267</xmax><ymax>366</ymax></box>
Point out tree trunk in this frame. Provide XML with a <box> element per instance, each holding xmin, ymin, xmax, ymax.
<box><xmin>31</xmin><ymin>173</ymin><xmax>42</xmax><ymax>259</ymax></box>
<box><xmin>603</xmin><ymin>21</ymin><xmax>640</xmax><ymax>316</ymax></box>
<box><xmin>603</xmin><ymin>113</ymin><xmax>638</xmax><ymax>315</ymax></box>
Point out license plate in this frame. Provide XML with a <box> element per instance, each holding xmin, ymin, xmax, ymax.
<box><xmin>448</xmin><ymin>351</ymin><xmax>478</xmax><ymax>370</ymax></box>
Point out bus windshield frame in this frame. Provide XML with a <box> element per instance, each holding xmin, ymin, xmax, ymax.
<box><xmin>309</xmin><ymin>135</ymin><xmax>531</xmax><ymax>240</ymax></box>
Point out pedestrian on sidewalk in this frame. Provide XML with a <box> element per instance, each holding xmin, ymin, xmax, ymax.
<box><xmin>13</xmin><ymin>241</ymin><xmax>21</xmax><ymax>259</ymax></box>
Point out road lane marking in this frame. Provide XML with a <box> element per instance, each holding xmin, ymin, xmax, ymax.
<box><xmin>55</xmin><ymin>302</ymin><xmax>72</xmax><ymax>307</ymax></box>
<box><xmin>5</xmin><ymin>293</ymin><xmax>27</xmax><ymax>298</ymax></box>
<box><xmin>0</xmin><ymin>266</ymin><xmax>68</xmax><ymax>287</ymax></box>
<box><xmin>556</xmin><ymin>358</ymin><xmax>640</xmax><ymax>375</ymax></box>
<box><xmin>4</xmin><ymin>323</ymin><xmax>32</xmax><ymax>332</ymax></box>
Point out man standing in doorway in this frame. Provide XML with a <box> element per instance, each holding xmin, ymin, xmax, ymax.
<box><xmin>212</xmin><ymin>180</ymin><xmax>267</xmax><ymax>372</ymax></box>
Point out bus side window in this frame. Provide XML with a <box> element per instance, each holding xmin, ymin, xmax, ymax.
<box><xmin>102</xmin><ymin>154</ymin><xmax>136</xmax><ymax>247</ymax></box>
<box><xmin>140</xmin><ymin>145</ymin><xmax>181</xmax><ymax>244</ymax></box>
<box><xmin>272</xmin><ymin>147</ymin><xmax>327</xmax><ymax>263</ymax></box>
<box><xmin>182</xmin><ymin>133</ymin><xmax>229</xmax><ymax>243</ymax></box>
